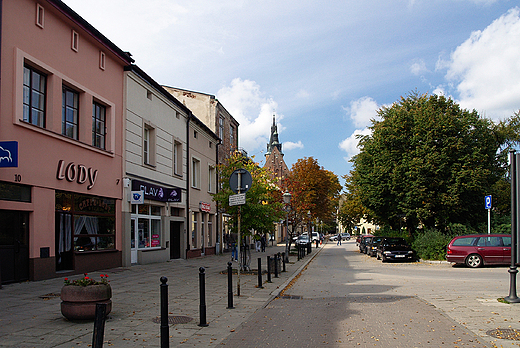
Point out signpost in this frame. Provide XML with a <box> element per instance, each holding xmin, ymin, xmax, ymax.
<box><xmin>485</xmin><ymin>195</ymin><xmax>492</xmax><ymax>234</ymax></box>
<box><xmin>229</xmin><ymin>169</ymin><xmax>251</xmax><ymax>297</ymax></box>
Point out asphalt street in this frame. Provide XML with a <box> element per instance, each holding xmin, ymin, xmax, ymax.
<box><xmin>222</xmin><ymin>240</ymin><xmax>520</xmax><ymax>348</ymax></box>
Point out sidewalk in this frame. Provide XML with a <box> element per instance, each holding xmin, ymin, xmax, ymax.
<box><xmin>0</xmin><ymin>242</ymin><xmax>322</xmax><ymax>348</ymax></box>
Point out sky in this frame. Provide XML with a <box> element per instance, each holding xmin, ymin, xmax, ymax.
<box><xmin>63</xmin><ymin>0</ymin><xmax>520</xmax><ymax>185</ymax></box>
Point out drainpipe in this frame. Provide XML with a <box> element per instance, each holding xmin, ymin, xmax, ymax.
<box><xmin>186</xmin><ymin>112</ymin><xmax>191</xmax><ymax>258</ymax></box>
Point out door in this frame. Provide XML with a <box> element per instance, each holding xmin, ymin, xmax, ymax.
<box><xmin>0</xmin><ymin>210</ymin><xmax>29</xmax><ymax>284</ymax></box>
<box><xmin>56</xmin><ymin>212</ymin><xmax>74</xmax><ymax>271</ymax></box>
<box><xmin>476</xmin><ymin>236</ymin><xmax>503</xmax><ymax>264</ymax></box>
<box><xmin>131</xmin><ymin>218</ymin><xmax>137</xmax><ymax>264</ymax></box>
<box><xmin>170</xmin><ymin>221</ymin><xmax>181</xmax><ymax>259</ymax></box>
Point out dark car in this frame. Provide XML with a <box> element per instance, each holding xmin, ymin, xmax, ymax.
<box><xmin>359</xmin><ymin>235</ymin><xmax>373</xmax><ymax>254</ymax></box>
<box><xmin>367</xmin><ymin>236</ymin><xmax>385</xmax><ymax>257</ymax></box>
<box><xmin>376</xmin><ymin>237</ymin><xmax>414</xmax><ymax>262</ymax></box>
<box><xmin>446</xmin><ymin>234</ymin><xmax>511</xmax><ymax>268</ymax></box>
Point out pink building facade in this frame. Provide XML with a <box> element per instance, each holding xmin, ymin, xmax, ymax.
<box><xmin>0</xmin><ymin>0</ymin><xmax>133</xmax><ymax>283</ymax></box>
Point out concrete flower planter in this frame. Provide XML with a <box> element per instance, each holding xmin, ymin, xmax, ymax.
<box><xmin>60</xmin><ymin>284</ymin><xmax>112</xmax><ymax>320</ymax></box>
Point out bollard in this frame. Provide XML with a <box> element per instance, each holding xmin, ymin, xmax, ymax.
<box><xmin>159</xmin><ymin>276</ymin><xmax>169</xmax><ymax>348</ymax></box>
<box><xmin>316</xmin><ymin>239</ymin><xmax>319</xmax><ymax>248</ymax></box>
<box><xmin>198</xmin><ymin>267</ymin><xmax>208</xmax><ymax>327</ymax></box>
<box><xmin>92</xmin><ymin>303</ymin><xmax>107</xmax><ymax>348</ymax></box>
<box><xmin>274</xmin><ymin>253</ymin><xmax>279</xmax><ymax>278</ymax></box>
<box><xmin>297</xmin><ymin>244</ymin><xmax>300</xmax><ymax>261</ymax></box>
<box><xmin>227</xmin><ymin>262</ymin><xmax>234</xmax><ymax>309</ymax></box>
<box><xmin>257</xmin><ymin>258</ymin><xmax>263</xmax><ymax>288</ymax></box>
<box><xmin>307</xmin><ymin>241</ymin><xmax>311</xmax><ymax>254</ymax></box>
<box><xmin>267</xmin><ymin>256</ymin><xmax>272</xmax><ymax>283</ymax></box>
<box><xmin>281</xmin><ymin>252</ymin><xmax>286</xmax><ymax>272</ymax></box>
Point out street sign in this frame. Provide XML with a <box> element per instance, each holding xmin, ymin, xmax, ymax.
<box><xmin>229</xmin><ymin>193</ymin><xmax>246</xmax><ymax>206</ymax></box>
<box><xmin>485</xmin><ymin>195</ymin><xmax>492</xmax><ymax>210</ymax></box>
<box><xmin>229</xmin><ymin>169</ymin><xmax>252</xmax><ymax>194</ymax></box>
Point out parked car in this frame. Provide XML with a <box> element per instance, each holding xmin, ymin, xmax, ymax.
<box><xmin>296</xmin><ymin>235</ymin><xmax>310</xmax><ymax>245</ymax></box>
<box><xmin>376</xmin><ymin>237</ymin><xmax>414</xmax><ymax>262</ymax></box>
<box><xmin>357</xmin><ymin>234</ymin><xmax>373</xmax><ymax>246</ymax></box>
<box><xmin>359</xmin><ymin>235</ymin><xmax>373</xmax><ymax>253</ymax></box>
<box><xmin>329</xmin><ymin>234</ymin><xmax>338</xmax><ymax>241</ymax></box>
<box><xmin>367</xmin><ymin>236</ymin><xmax>385</xmax><ymax>257</ymax></box>
<box><xmin>311</xmin><ymin>232</ymin><xmax>320</xmax><ymax>242</ymax></box>
<box><xmin>446</xmin><ymin>234</ymin><xmax>512</xmax><ymax>268</ymax></box>
<box><xmin>340</xmin><ymin>233</ymin><xmax>351</xmax><ymax>241</ymax></box>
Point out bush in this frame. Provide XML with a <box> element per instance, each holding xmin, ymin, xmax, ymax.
<box><xmin>412</xmin><ymin>228</ymin><xmax>454</xmax><ymax>261</ymax></box>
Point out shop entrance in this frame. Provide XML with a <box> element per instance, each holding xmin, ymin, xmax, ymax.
<box><xmin>131</xmin><ymin>218</ymin><xmax>137</xmax><ymax>264</ymax></box>
<box><xmin>0</xmin><ymin>210</ymin><xmax>29</xmax><ymax>284</ymax></box>
<box><xmin>170</xmin><ymin>221</ymin><xmax>181</xmax><ymax>259</ymax></box>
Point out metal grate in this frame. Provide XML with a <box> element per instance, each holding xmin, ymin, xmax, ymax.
<box><xmin>39</xmin><ymin>293</ymin><xmax>61</xmax><ymax>300</ymax></box>
<box><xmin>487</xmin><ymin>328</ymin><xmax>520</xmax><ymax>341</ymax></box>
<box><xmin>279</xmin><ymin>295</ymin><xmax>302</xmax><ymax>299</ymax></box>
<box><xmin>152</xmin><ymin>316</ymin><xmax>193</xmax><ymax>324</ymax></box>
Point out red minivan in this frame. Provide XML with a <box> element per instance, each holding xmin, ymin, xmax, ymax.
<box><xmin>446</xmin><ymin>234</ymin><xmax>511</xmax><ymax>268</ymax></box>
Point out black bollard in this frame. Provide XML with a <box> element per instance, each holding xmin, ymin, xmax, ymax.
<box><xmin>307</xmin><ymin>241</ymin><xmax>311</xmax><ymax>254</ymax></box>
<box><xmin>92</xmin><ymin>303</ymin><xmax>107</xmax><ymax>348</ymax></box>
<box><xmin>274</xmin><ymin>253</ymin><xmax>279</xmax><ymax>278</ymax></box>
<box><xmin>227</xmin><ymin>262</ymin><xmax>234</xmax><ymax>309</ymax></box>
<box><xmin>160</xmin><ymin>276</ymin><xmax>169</xmax><ymax>348</ymax></box>
<box><xmin>316</xmin><ymin>239</ymin><xmax>319</xmax><ymax>248</ymax></box>
<box><xmin>198</xmin><ymin>267</ymin><xmax>208</xmax><ymax>327</ymax></box>
<box><xmin>267</xmin><ymin>256</ymin><xmax>272</xmax><ymax>283</ymax></box>
<box><xmin>257</xmin><ymin>258</ymin><xmax>263</xmax><ymax>288</ymax></box>
<box><xmin>282</xmin><ymin>252</ymin><xmax>286</xmax><ymax>272</ymax></box>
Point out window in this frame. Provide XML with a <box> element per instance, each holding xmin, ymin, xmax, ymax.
<box><xmin>134</xmin><ymin>204</ymin><xmax>161</xmax><ymax>249</ymax></box>
<box><xmin>194</xmin><ymin>130</ymin><xmax>198</xmax><ymax>139</ymax></box>
<box><xmin>36</xmin><ymin>4</ymin><xmax>44</xmax><ymax>28</ymax></box>
<box><xmin>192</xmin><ymin>158</ymin><xmax>200</xmax><ymax>188</ymax></box>
<box><xmin>23</xmin><ymin>65</ymin><xmax>46</xmax><ymax>127</ymax></box>
<box><xmin>208</xmin><ymin>215</ymin><xmax>213</xmax><ymax>247</ymax></box>
<box><xmin>92</xmin><ymin>102</ymin><xmax>106</xmax><ymax>149</ymax></box>
<box><xmin>219</xmin><ymin>117</ymin><xmax>224</xmax><ymax>139</ymax></box>
<box><xmin>62</xmin><ymin>86</ymin><xmax>79</xmax><ymax>139</ymax></box>
<box><xmin>99</xmin><ymin>51</ymin><xmax>105</xmax><ymax>70</ymax></box>
<box><xmin>71</xmin><ymin>30</ymin><xmax>79</xmax><ymax>52</ymax></box>
<box><xmin>173</xmin><ymin>141</ymin><xmax>182</xmax><ymax>176</ymax></box>
<box><xmin>143</xmin><ymin>125</ymin><xmax>156</xmax><ymax>166</ymax></box>
<box><xmin>230</xmin><ymin>125</ymin><xmax>235</xmax><ymax>146</ymax></box>
<box><xmin>208</xmin><ymin>166</ymin><xmax>215</xmax><ymax>193</ymax></box>
<box><xmin>191</xmin><ymin>212</ymin><xmax>198</xmax><ymax>249</ymax></box>
<box><xmin>201</xmin><ymin>214</ymin><xmax>205</xmax><ymax>249</ymax></box>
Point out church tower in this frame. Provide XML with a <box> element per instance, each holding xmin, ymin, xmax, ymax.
<box><xmin>264</xmin><ymin>115</ymin><xmax>290</xmax><ymax>187</ymax></box>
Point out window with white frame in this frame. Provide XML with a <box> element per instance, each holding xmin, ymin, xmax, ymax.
<box><xmin>173</xmin><ymin>141</ymin><xmax>182</xmax><ymax>176</ymax></box>
<box><xmin>23</xmin><ymin>65</ymin><xmax>46</xmax><ymax>128</ymax></box>
<box><xmin>192</xmin><ymin>157</ymin><xmax>200</xmax><ymax>188</ymax></box>
<box><xmin>219</xmin><ymin>117</ymin><xmax>224</xmax><ymax>139</ymax></box>
<box><xmin>62</xmin><ymin>86</ymin><xmax>79</xmax><ymax>139</ymax></box>
<box><xmin>208</xmin><ymin>165</ymin><xmax>215</xmax><ymax>193</ymax></box>
<box><xmin>132</xmin><ymin>204</ymin><xmax>161</xmax><ymax>249</ymax></box>
<box><xmin>143</xmin><ymin>125</ymin><xmax>156</xmax><ymax>166</ymax></box>
<box><xmin>230</xmin><ymin>125</ymin><xmax>235</xmax><ymax>147</ymax></box>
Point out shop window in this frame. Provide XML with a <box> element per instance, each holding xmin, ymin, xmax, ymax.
<box><xmin>133</xmin><ymin>204</ymin><xmax>161</xmax><ymax>249</ymax></box>
<box><xmin>55</xmin><ymin>192</ymin><xmax>116</xmax><ymax>254</ymax></box>
<box><xmin>208</xmin><ymin>215</ymin><xmax>213</xmax><ymax>247</ymax></box>
<box><xmin>62</xmin><ymin>86</ymin><xmax>79</xmax><ymax>139</ymax></box>
<box><xmin>92</xmin><ymin>101</ymin><xmax>106</xmax><ymax>149</ymax></box>
<box><xmin>23</xmin><ymin>65</ymin><xmax>47</xmax><ymax>128</ymax></box>
<box><xmin>191</xmin><ymin>212</ymin><xmax>198</xmax><ymax>249</ymax></box>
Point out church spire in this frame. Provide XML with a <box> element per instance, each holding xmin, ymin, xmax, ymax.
<box><xmin>266</xmin><ymin>114</ymin><xmax>282</xmax><ymax>156</ymax></box>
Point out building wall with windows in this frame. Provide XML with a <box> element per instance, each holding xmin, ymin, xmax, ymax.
<box><xmin>122</xmin><ymin>66</ymin><xmax>189</xmax><ymax>265</ymax></box>
<box><xmin>187</xmin><ymin>117</ymin><xmax>219</xmax><ymax>258</ymax></box>
<box><xmin>0</xmin><ymin>0</ymin><xmax>133</xmax><ymax>283</ymax></box>
<box><xmin>162</xmin><ymin>87</ymin><xmax>239</xmax><ymax>253</ymax></box>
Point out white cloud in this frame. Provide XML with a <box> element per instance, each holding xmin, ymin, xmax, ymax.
<box><xmin>216</xmin><ymin>78</ymin><xmax>278</xmax><ymax>153</ymax></box>
<box><xmin>296</xmin><ymin>89</ymin><xmax>310</xmax><ymax>98</ymax></box>
<box><xmin>445</xmin><ymin>7</ymin><xmax>520</xmax><ymax>120</ymax></box>
<box><xmin>339</xmin><ymin>128</ymin><xmax>372</xmax><ymax>162</ymax></box>
<box><xmin>344</xmin><ymin>96</ymin><xmax>379</xmax><ymax>128</ymax></box>
<box><xmin>284</xmin><ymin>141</ymin><xmax>304</xmax><ymax>151</ymax></box>
<box><xmin>410</xmin><ymin>59</ymin><xmax>429</xmax><ymax>76</ymax></box>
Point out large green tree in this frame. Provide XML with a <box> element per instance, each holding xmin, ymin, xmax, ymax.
<box><xmin>212</xmin><ymin>151</ymin><xmax>285</xmax><ymax>239</ymax></box>
<box><xmin>352</xmin><ymin>92</ymin><xmax>518</xmax><ymax>234</ymax></box>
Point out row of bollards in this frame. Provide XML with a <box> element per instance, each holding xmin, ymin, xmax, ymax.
<box><xmin>158</xmin><ymin>249</ymin><xmax>300</xmax><ymax>347</ymax></box>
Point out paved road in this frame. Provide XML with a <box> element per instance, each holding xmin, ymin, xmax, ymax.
<box><xmin>222</xmin><ymin>240</ymin><xmax>520</xmax><ymax>347</ymax></box>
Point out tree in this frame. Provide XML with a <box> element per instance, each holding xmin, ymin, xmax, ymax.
<box><xmin>352</xmin><ymin>92</ymin><xmax>518</xmax><ymax>234</ymax></box>
<box><xmin>337</xmin><ymin>171</ymin><xmax>372</xmax><ymax>232</ymax></box>
<box><xmin>212</xmin><ymin>151</ymin><xmax>285</xmax><ymax>240</ymax></box>
<box><xmin>285</xmin><ymin>157</ymin><xmax>341</xmax><ymax>235</ymax></box>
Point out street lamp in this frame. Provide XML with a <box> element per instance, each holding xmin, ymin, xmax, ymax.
<box><xmin>283</xmin><ymin>191</ymin><xmax>291</xmax><ymax>262</ymax></box>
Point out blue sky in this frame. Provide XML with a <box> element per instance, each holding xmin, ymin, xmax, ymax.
<box><xmin>64</xmin><ymin>0</ymin><xmax>520</xmax><ymax>185</ymax></box>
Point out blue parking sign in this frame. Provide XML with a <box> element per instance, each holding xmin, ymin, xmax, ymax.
<box><xmin>485</xmin><ymin>195</ymin><xmax>492</xmax><ymax>210</ymax></box>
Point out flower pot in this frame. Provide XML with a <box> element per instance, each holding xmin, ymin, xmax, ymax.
<box><xmin>60</xmin><ymin>284</ymin><xmax>112</xmax><ymax>320</ymax></box>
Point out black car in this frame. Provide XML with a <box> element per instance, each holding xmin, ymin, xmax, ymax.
<box><xmin>359</xmin><ymin>236</ymin><xmax>373</xmax><ymax>254</ymax></box>
<box><xmin>367</xmin><ymin>236</ymin><xmax>385</xmax><ymax>257</ymax></box>
<box><xmin>376</xmin><ymin>237</ymin><xmax>414</xmax><ymax>262</ymax></box>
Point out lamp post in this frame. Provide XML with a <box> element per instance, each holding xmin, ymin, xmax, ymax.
<box><xmin>283</xmin><ymin>191</ymin><xmax>292</xmax><ymax>262</ymax></box>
